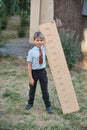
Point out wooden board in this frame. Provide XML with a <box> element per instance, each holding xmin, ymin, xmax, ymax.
<box><xmin>40</xmin><ymin>0</ymin><xmax>54</xmax><ymax>24</ymax></box>
<box><xmin>29</xmin><ymin>0</ymin><xmax>54</xmax><ymax>43</ymax></box>
<box><xmin>29</xmin><ymin>0</ymin><xmax>40</xmax><ymax>43</ymax></box>
<box><xmin>39</xmin><ymin>21</ymin><xmax>79</xmax><ymax>114</ymax></box>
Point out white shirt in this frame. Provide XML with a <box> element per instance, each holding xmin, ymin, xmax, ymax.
<box><xmin>27</xmin><ymin>45</ymin><xmax>46</xmax><ymax>70</ymax></box>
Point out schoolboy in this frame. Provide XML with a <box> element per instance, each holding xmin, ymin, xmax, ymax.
<box><xmin>25</xmin><ymin>31</ymin><xmax>53</xmax><ymax>114</ymax></box>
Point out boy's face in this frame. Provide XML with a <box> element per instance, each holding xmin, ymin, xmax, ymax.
<box><xmin>34</xmin><ymin>37</ymin><xmax>44</xmax><ymax>48</ymax></box>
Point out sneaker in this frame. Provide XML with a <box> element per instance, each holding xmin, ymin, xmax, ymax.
<box><xmin>46</xmin><ymin>106</ymin><xmax>54</xmax><ymax>114</ymax></box>
<box><xmin>25</xmin><ymin>104</ymin><xmax>33</xmax><ymax>110</ymax></box>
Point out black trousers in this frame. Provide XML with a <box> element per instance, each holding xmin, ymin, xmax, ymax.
<box><xmin>28</xmin><ymin>68</ymin><xmax>51</xmax><ymax>108</ymax></box>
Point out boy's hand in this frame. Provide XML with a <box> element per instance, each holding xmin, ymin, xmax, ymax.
<box><xmin>29</xmin><ymin>78</ymin><xmax>34</xmax><ymax>86</ymax></box>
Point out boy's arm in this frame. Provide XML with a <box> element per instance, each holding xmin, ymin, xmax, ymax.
<box><xmin>28</xmin><ymin>62</ymin><xmax>34</xmax><ymax>86</ymax></box>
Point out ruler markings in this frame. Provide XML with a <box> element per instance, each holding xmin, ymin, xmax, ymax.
<box><xmin>39</xmin><ymin>22</ymin><xmax>79</xmax><ymax>114</ymax></box>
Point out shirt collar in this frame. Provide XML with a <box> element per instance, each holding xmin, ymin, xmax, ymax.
<box><xmin>35</xmin><ymin>45</ymin><xmax>44</xmax><ymax>50</ymax></box>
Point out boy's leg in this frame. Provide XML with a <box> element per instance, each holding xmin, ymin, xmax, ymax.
<box><xmin>26</xmin><ymin>70</ymin><xmax>38</xmax><ymax>108</ymax></box>
<box><xmin>39</xmin><ymin>69</ymin><xmax>51</xmax><ymax>108</ymax></box>
<box><xmin>28</xmin><ymin>70</ymin><xmax>38</xmax><ymax>105</ymax></box>
<box><xmin>25</xmin><ymin>84</ymin><xmax>37</xmax><ymax>110</ymax></box>
<box><xmin>28</xmin><ymin>84</ymin><xmax>37</xmax><ymax>105</ymax></box>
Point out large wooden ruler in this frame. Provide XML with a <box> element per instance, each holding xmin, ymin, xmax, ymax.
<box><xmin>40</xmin><ymin>0</ymin><xmax>54</xmax><ymax>24</ymax></box>
<box><xmin>39</xmin><ymin>22</ymin><xmax>79</xmax><ymax>114</ymax></box>
<box><xmin>29</xmin><ymin>0</ymin><xmax>40</xmax><ymax>43</ymax></box>
<box><xmin>29</xmin><ymin>0</ymin><xmax>54</xmax><ymax>43</ymax></box>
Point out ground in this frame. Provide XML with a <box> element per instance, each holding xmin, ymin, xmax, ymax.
<box><xmin>0</xmin><ymin>38</ymin><xmax>34</xmax><ymax>58</ymax></box>
<box><xmin>0</xmin><ymin>56</ymin><xmax>87</xmax><ymax>130</ymax></box>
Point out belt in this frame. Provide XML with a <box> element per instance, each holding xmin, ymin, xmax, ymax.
<box><xmin>32</xmin><ymin>68</ymin><xmax>45</xmax><ymax>72</ymax></box>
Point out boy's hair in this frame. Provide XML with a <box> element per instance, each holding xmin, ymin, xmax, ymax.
<box><xmin>33</xmin><ymin>31</ymin><xmax>45</xmax><ymax>40</ymax></box>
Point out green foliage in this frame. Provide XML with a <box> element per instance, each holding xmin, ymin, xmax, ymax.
<box><xmin>1</xmin><ymin>19</ymin><xmax>7</xmax><ymax>30</ymax></box>
<box><xmin>0</xmin><ymin>0</ymin><xmax>7</xmax><ymax>18</ymax></box>
<box><xmin>3</xmin><ymin>0</ymin><xmax>20</xmax><ymax>15</ymax></box>
<box><xmin>0</xmin><ymin>31</ymin><xmax>1</xmax><ymax>43</ymax></box>
<box><xmin>20</xmin><ymin>11</ymin><xmax>30</xmax><ymax>27</ymax></box>
<box><xmin>18</xmin><ymin>11</ymin><xmax>30</xmax><ymax>37</ymax></box>
<box><xmin>19</xmin><ymin>0</ymin><xmax>30</xmax><ymax>12</ymax></box>
<box><xmin>59</xmin><ymin>29</ymin><xmax>81</xmax><ymax>69</ymax></box>
<box><xmin>18</xmin><ymin>27</ymin><xmax>26</xmax><ymax>37</ymax></box>
<box><xmin>0</xmin><ymin>0</ymin><xmax>30</xmax><ymax>39</ymax></box>
<box><xmin>3</xmin><ymin>0</ymin><xmax>30</xmax><ymax>16</ymax></box>
<box><xmin>10</xmin><ymin>0</ymin><xmax>20</xmax><ymax>15</ymax></box>
<box><xmin>0</xmin><ymin>0</ymin><xmax>7</xmax><ymax>42</ymax></box>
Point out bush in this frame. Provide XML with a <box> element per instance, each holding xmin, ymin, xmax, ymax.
<box><xmin>18</xmin><ymin>27</ymin><xmax>26</xmax><ymax>37</ymax></box>
<box><xmin>20</xmin><ymin>11</ymin><xmax>30</xmax><ymax>27</ymax></box>
<box><xmin>59</xmin><ymin>29</ymin><xmax>81</xmax><ymax>69</ymax></box>
<box><xmin>1</xmin><ymin>19</ymin><xmax>7</xmax><ymax>30</ymax></box>
<box><xmin>18</xmin><ymin>11</ymin><xmax>29</xmax><ymax>38</ymax></box>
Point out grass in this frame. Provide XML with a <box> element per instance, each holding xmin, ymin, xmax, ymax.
<box><xmin>0</xmin><ymin>56</ymin><xmax>87</xmax><ymax>130</ymax></box>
